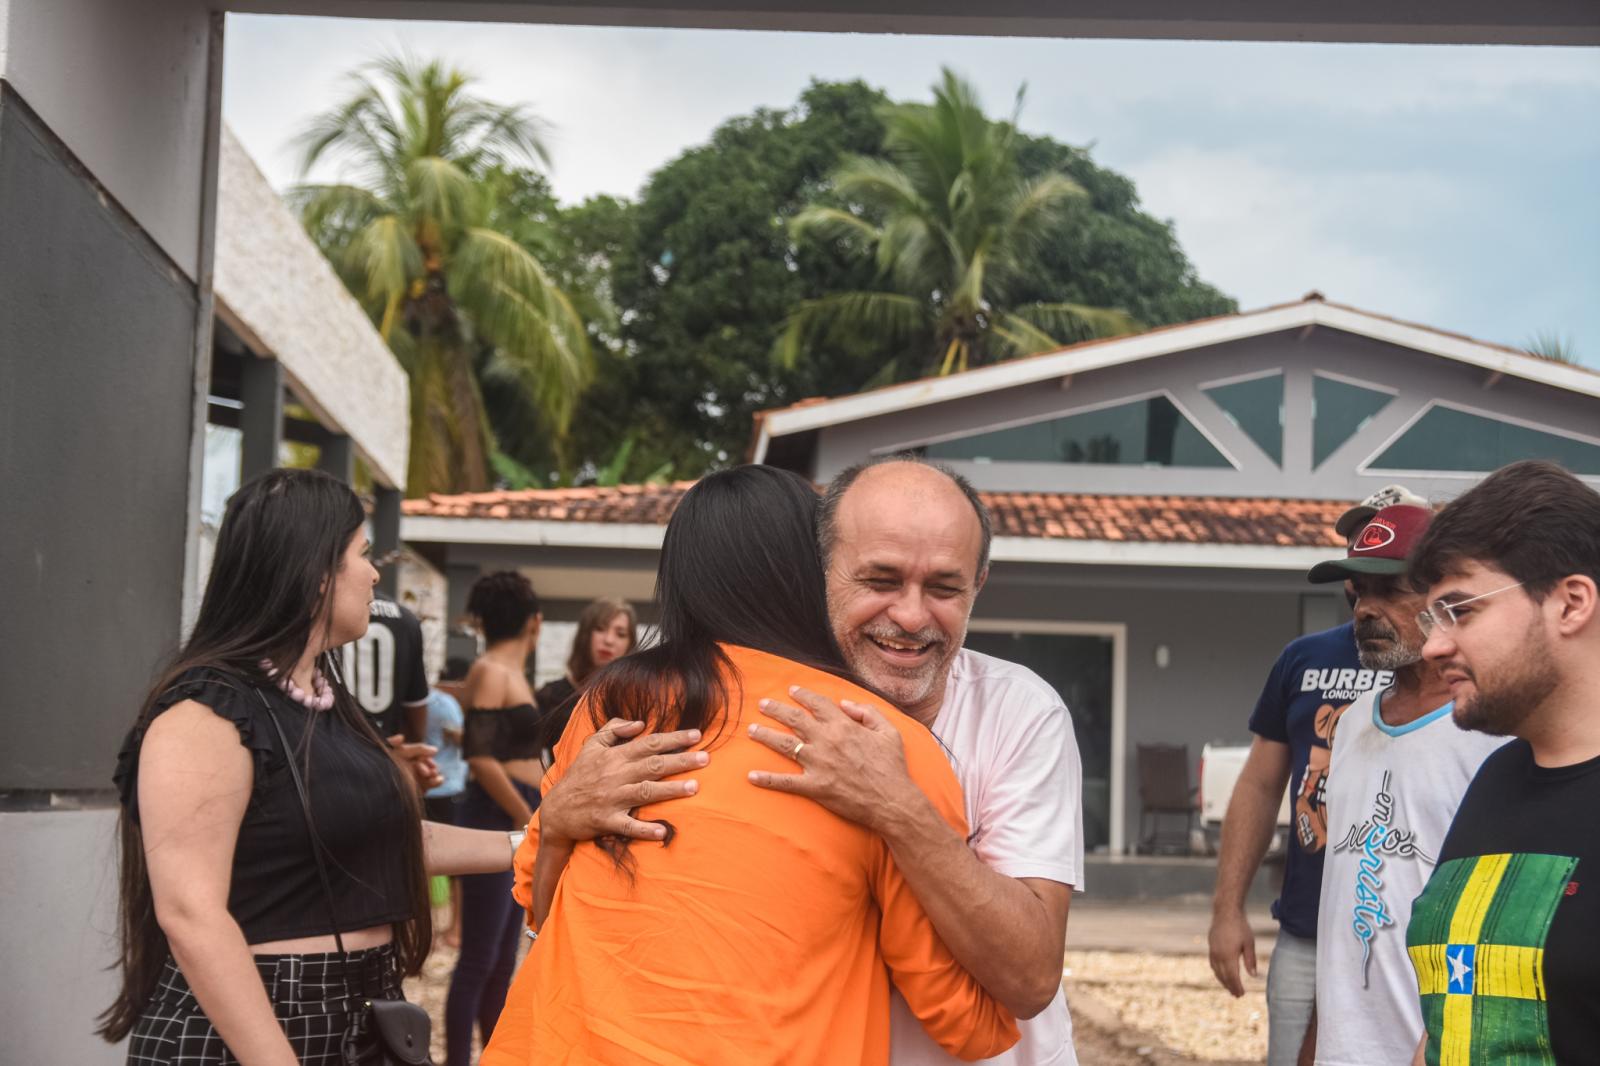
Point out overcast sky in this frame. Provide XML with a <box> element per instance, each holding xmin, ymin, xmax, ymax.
<box><xmin>224</xmin><ymin>15</ymin><xmax>1600</xmax><ymax>365</ymax></box>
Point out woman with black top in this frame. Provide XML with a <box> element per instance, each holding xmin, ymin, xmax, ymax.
<box><xmin>444</xmin><ymin>571</ymin><xmax>545</xmax><ymax>1066</ymax></box>
<box><xmin>534</xmin><ymin>596</ymin><xmax>638</xmax><ymax>762</ymax></box>
<box><xmin>99</xmin><ymin>469</ymin><xmax>519</xmax><ymax>1065</ymax></box>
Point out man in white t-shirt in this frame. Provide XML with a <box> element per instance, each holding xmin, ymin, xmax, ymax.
<box><xmin>748</xmin><ymin>457</ymin><xmax>1084</xmax><ymax>1066</ymax></box>
<box><xmin>531</xmin><ymin>456</ymin><xmax>1085</xmax><ymax>1064</ymax></box>
<box><xmin>1302</xmin><ymin>505</ymin><xmax>1505</xmax><ymax>1065</ymax></box>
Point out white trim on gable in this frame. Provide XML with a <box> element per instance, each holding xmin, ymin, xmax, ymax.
<box><xmin>753</xmin><ymin>300</ymin><xmax>1600</xmax><ymax>459</ymax></box>
<box><xmin>402</xmin><ymin>515</ymin><xmax>667</xmax><ymax>549</ymax></box>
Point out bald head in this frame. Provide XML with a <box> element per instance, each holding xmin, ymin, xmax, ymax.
<box><xmin>818</xmin><ymin>456</ymin><xmax>991</xmax><ymax>577</ymax></box>
<box><xmin>818</xmin><ymin>456</ymin><xmax>990</xmax><ymax>723</ymax></box>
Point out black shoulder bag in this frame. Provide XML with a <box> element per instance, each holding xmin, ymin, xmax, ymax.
<box><xmin>257</xmin><ymin>690</ymin><xmax>434</xmax><ymax>1066</ymax></box>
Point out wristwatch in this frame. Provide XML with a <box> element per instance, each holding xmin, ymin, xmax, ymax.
<box><xmin>508</xmin><ymin>829</ymin><xmax>527</xmax><ymax>857</ymax></box>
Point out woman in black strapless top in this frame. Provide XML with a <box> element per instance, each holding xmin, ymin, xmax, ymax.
<box><xmin>445</xmin><ymin>570</ymin><xmax>545</xmax><ymax>1066</ymax></box>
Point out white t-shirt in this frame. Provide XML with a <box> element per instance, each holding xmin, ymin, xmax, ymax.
<box><xmin>1314</xmin><ymin>689</ymin><xmax>1506</xmax><ymax>1066</ymax></box>
<box><xmin>890</xmin><ymin>649</ymin><xmax>1086</xmax><ymax>1066</ymax></box>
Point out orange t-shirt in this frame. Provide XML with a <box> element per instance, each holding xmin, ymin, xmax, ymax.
<box><xmin>481</xmin><ymin>644</ymin><xmax>1017</xmax><ymax>1066</ymax></box>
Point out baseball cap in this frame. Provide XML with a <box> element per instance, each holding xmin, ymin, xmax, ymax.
<box><xmin>1308</xmin><ymin>504</ymin><xmax>1433</xmax><ymax>584</ymax></box>
<box><xmin>1334</xmin><ymin>484</ymin><xmax>1429</xmax><ymax>538</ymax></box>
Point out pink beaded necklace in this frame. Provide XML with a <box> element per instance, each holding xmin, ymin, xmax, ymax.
<box><xmin>261</xmin><ymin>659</ymin><xmax>335</xmax><ymax>711</ymax></box>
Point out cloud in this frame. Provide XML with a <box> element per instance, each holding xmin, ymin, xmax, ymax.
<box><xmin>1129</xmin><ymin>146</ymin><xmax>1460</xmax><ymax>320</ymax></box>
<box><xmin>221</xmin><ymin>16</ymin><xmax>1600</xmax><ymax>361</ymax></box>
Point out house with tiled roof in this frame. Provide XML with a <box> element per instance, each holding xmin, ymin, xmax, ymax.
<box><xmin>403</xmin><ymin>294</ymin><xmax>1600</xmax><ymax>855</ymax></box>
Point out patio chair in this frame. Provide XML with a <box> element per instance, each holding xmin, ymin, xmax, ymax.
<box><xmin>1136</xmin><ymin>743</ymin><xmax>1200</xmax><ymax>854</ymax></box>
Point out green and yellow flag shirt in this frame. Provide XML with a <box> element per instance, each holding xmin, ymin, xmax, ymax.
<box><xmin>1407</xmin><ymin>742</ymin><xmax>1600</xmax><ymax>1065</ymax></box>
<box><xmin>1313</xmin><ymin>690</ymin><xmax>1505</xmax><ymax>1066</ymax></box>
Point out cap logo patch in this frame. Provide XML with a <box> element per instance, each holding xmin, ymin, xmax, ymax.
<box><xmin>1355</xmin><ymin>520</ymin><xmax>1397</xmax><ymax>552</ymax></box>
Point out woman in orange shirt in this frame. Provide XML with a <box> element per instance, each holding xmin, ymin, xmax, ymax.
<box><xmin>482</xmin><ymin>465</ymin><xmax>1016</xmax><ymax>1066</ymax></box>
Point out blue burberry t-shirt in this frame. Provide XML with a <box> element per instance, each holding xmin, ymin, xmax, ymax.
<box><xmin>1247</xmin><ymin>622</ymin><xmax>1391</xmax><ymax>939</ymax></box>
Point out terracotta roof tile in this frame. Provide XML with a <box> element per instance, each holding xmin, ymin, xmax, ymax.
<box><xmin>405</xmin><ymin>482</ymin><xmax>1349</xmax><ymax>548</ymax></box>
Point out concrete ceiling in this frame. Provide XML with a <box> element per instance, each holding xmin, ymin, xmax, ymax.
<box><xmin>227</xmin><ymin>0</ymin><xmax>1600</xmax><ymax>46</ymax></box>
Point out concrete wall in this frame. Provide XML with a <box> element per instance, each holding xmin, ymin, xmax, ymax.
<box><xmin>0</xmin><ymin>0</ymin><xmax>212</xmax><ymax>279</ymax></box>
<box><xmin>0</xmin><ymin>85</ymin><xmax>198</xmax><ymax>790</ymax></box>
<box><xmin>976</xmin><ymin>561</ymin><xmax>1335</xmax><ymax>850</ymax></box>
<box><xmin>811</xmin><ymin>328</ymin><xmax>1600</xmax><ymax>504</ymax></box>
<box><xmin>0</xmin><ymin>810</ymin><xmax>123</xmax><ymax>1065</ymax></box>
<box><xmin>215</xmin><ymin>127</ymin><xmax>410</xmax><ymax>490</ymax></box>
<box><xmin>0</xmin><ymin>4</ymin><xmax>211</xmax><ymax>1056</ymax></box>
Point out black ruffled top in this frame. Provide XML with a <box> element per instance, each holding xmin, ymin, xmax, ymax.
<box><xmin>114</xmin><ymin>668</ymin><xmax>414</xmax><ymax>943</ymax></box>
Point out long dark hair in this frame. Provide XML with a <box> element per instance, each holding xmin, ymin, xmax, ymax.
<box><xmin>99</xmin><ymin>469</ymin><xmax>431</xmax><ymax>1041</ymax></box>
<box><xmin>586</xmin><ymin>465</ymin><xmax>862</xmax><ymax>742</ymax></box>
<box><xmin>568</xmin><ymin>597</ymin><xmax>638</xmax><ymax>684</ymax></box>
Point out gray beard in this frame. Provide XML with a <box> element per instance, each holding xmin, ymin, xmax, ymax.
<box><xmin>1357</xmin><ymin>640</ymin><xmax>1421</xmax><ymax>672</ymax></box>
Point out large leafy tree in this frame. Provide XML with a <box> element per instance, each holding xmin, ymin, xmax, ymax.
<box><xmin>445</xmin><ymin>77</ymin><xmax>1232</xmax><ymax>483</ymax></box>
<box><xmin>292</xmin><ymin>55</ymin><xmax>590</xmax><ymax>495</ymax></box>
<box><xmin>563</xmin><ymin>80</ymin><xmax>894</xmax><ymax>479</ymax></box>
<box><xmin>775</xmin><ymin>69</ymin><xmax>1138</xmax><ymax>380</ymax></box>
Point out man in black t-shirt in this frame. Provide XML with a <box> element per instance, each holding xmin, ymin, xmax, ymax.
<box><xmin>1404</xmin><ymin>460</ymin><xmax>1600</xmax><ymax>1066</ymax></box>
<box><xmin>341</xmin><ymin>594</ymin><xmax>430</xmax><ymax>741</ymax></box>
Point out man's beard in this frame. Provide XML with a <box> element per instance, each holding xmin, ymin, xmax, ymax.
<box><xmin>841</xmin><ymin>620</ymin><xmax>953</xmax><ymax>709</ymax></box>
<box><xmin>1354</xmin><ymin>617</ymin><xmax>1422</xmax><ymax>671</ymax></box>
<box><xmin>1455</xmin><ymin>623</ymin><xmax>1559</xmax><ymax>737</ymax></box>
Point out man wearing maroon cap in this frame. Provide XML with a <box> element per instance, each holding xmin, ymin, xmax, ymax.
<box><xmin>1299</xmin><ymin>506</ymin><xmax>1507</xmax><ymax>1066</ymax></box>
<box><xmin>1210</xmin><ymin>486</ymin><xmax>1421</xmax><ymax>1066</ymax></box>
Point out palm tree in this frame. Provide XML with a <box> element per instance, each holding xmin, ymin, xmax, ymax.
<box><xmin>775</xmin><ymin>69</ymin><xmax>1137</xmax><ymax>381</ymax></box>
<box><xmin>292</xmin><ymin>54</ymin><xmax>591</xmax><ymax>495</ymax></box>
<box><xmin>1525</xmin><ymin>331</ymin><xmax>1580</xmax><ymax>365</ymax></box>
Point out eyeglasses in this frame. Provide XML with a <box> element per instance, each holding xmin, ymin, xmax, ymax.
<box><xmin>1417</xmin><ymin>582</ymin><xmax>1524</xmax><ymax>637</ymax></box>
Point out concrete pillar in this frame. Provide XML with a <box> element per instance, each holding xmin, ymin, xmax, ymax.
<box><xmin>373</xmin><ymin>486</ymin><xmax>401</xmax><ymax>597</ymax></box>
<box><xmin>446</xmin><ymin>561</ymin><xmax>483</xmax><ymax>665</ymax></box>
<box><xmin>317</xmin><ymin>431</ymin><xmax>354</xmax><ymax>483</ymax></box>
<box><xmin>238</xmin><ymin>354</ymin><xmax>283</xmax><ymax>483</ymax></box>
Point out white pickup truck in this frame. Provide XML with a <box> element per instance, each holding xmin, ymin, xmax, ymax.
<box><xmin>1198</xmin><ymin>741</ymin><xmax>1291</xmax><ymax>855</ymax></box>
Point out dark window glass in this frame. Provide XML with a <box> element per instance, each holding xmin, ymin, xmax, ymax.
<box><xmin>1204</xmin><ymin>374</ymin><xmax>1283</xmax><ymax>465</ymax></box>
<box><xmin>925</xmin><ymin>395</ymin><xmax>1231</xmax><ymax>468</ymax></box>
<box><xmin>1313</xmin><ymin>376</ymin><xmax>1393</xmax><ymax>469</ymax></box>
<box><xmin>1371</xmin><ymin>406</ymin><xmax>1600</xmax><ymax>475</ymax></box>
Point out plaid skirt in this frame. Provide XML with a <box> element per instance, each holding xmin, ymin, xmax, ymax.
<box><xmin>126</xmin><ymin>945</ymin><xmax>404</xmax><ymax>1065</ymax></box>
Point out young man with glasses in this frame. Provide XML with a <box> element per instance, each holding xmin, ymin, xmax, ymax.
<box><xmin>1301</xmin><ymin>505</ymin><xmax>1506</xmax><ymax>1066</ymax></box>
<box><xmin>1404</xmin><ymin>461</ymin><xmax>1600</xmax><ymax>1066</ymax></box>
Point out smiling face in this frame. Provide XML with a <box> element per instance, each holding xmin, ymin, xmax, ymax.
<box><xmin>824</xmin><ymin>463</ymin><xmax>985</xmax><ymax>723</ymax></box>
<box><xmin>1421</xmin><ymin>560</ymin><xmax>1556</xmax><ymax>736</ymax></box>
<box><xmin>1348</xmin><ymin>571</ymin><xmax>1428</xmax><ymax>671</ymax></box>
<box><xmin>589</xmin><ymin>611</ymin><xmax>634</xmax><ymax>668</ymax></box>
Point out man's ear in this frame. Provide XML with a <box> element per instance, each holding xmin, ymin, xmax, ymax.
<box><xmin>974</xmin><ymin>566</ymin><xmax>989</xmax><ymax>596</ymax></box>
<box><xmin>1554</xmin><ymin>574</ymin><xmax>1597</xmax><ymax>637</ymax></box>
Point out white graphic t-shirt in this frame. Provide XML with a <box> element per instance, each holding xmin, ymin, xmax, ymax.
<box><xmin>889</xmin><ymin>649</ymin><xmax>1086</xmax><ymax>1066</ymax></box>
<box><xmin>1314</xmin><ymin>688</ymin><xmax>1506</xmax><ymax>1066</ymax></box>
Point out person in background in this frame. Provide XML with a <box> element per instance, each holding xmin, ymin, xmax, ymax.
<box><xmin>534</xmin><ymin>597</ymin><xmax>638</xmax><ymax>760</ymax></box>
<box><xmin>1208</xmin><ymin>485</ymin><xmax>1425</xmax><ymax>1066</ymax></box>
<box><xmin>425</xmin><ymin>657</ymin><xmax>472</xmax><ymax>949</ymax></box>
<box><xmin>445</xmin><ymin>572</ymin><xmax>544</xmax><ymax>1066</ymax></box>
<box><xmin>1406</xmin><ymin>461</ymin><xmax>1600</xmax><ymax>1065</ymax></box>
<box><xmin>343</xmin><ymin>593</ymin><xmax>431</xmax><ymax>742</ymax></box>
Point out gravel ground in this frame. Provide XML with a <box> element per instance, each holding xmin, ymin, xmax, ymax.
<box><xmin>1065</xmin><ymin>951</ymin><xmax>1268</xmax><ymax>1064</ymax></box>
<box><xmin>406</xmin><ymin>937</ymin><xmax>1267</xmax><ymax>1064</ymax></box>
